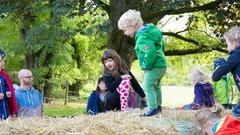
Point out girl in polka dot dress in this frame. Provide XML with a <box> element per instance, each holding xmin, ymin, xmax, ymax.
<box><xmin>101</xmin><ymin>49</ymin><xmax>146</xmax><ymax>111</ymax></box>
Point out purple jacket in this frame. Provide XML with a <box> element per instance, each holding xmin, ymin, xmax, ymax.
<box><xmin>193</xmin><ymin>82</ymin><xmax>214</xmax><ymax>107</ymax></box>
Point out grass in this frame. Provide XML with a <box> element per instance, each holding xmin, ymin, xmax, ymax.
<box><xmin>44</xmin><ymin>100</ymin><xmax>87</xmax><ymax>117</ymax></box>
<box><xmin>44</xmin><ymin>86</ymin><xmax>194</xmax><ymax>117</ymax></box>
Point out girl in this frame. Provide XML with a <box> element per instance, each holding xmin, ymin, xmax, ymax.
<box><xmin>195</xmin><ymin>104</ymin><xmax>240</xmax><ymax>135</ymax></box>
<box><xmin>86</xmin><ymin>77</ymin><xmax>108</xmax><ymax>115</ymax></box>
<box><xmin>212</xmin><ymin>27</ymin><xmax>240</xmax><ymax>117</ymax></box>
<box><xmin>0</xmin><ymin>49</ymin><xmax>18</xmax><ymax>119</ymax></box>
<box><xmin>182</xmin><ymin>67</ymin><xmax>214</xmax><ymax>110</ymax></box>
<box><xmin>101</xmin><ymin>49</ymin><xmax>146</xmax><ymax>111</ymax></box>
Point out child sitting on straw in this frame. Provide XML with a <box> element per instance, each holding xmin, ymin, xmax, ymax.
<box><xmin>181</xmin><ymin>67</ymin><xmax>214</xmax><ymax>110</ymax></box>
<box><xmin>86</xmin><ymin>77</ymin><xmax>109</xmax><ymax>115</ymax></box>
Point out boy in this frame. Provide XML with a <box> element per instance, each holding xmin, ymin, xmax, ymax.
<box><xmin>212</xmin><ymin>27</ymin><xmax>240</xmax><ymax>117</ymax></box>
<box><xmin>118</xmin><ymin>9</ymin><xmax>167</xmax><ymax>116</ymax></box>
<box><xmin>0</xmin><ymin>49</ymin><xmax>18</xmax><ymax>119</ymax></box>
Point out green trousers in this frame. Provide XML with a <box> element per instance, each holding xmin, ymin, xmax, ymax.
<box><xmin>143</xmin><ymin>68</ymin><xmax>166</xmax><ymax>110</ymax></box>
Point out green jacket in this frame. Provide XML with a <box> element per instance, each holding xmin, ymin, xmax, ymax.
<box><xmin>135</xmin><ymin>23</ymin><xmax>167</xmax><ymax>70</ymax></box>
<box><xmin>214</xmin><ymin>74</ymin><xmax>239</xmax><ymax>105</ymax></box>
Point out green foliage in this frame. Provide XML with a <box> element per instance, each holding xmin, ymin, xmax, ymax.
<box><xmin>163</xmin><ymin>51</ymin><xmax>227</xmax><ymax>85</ymax></box>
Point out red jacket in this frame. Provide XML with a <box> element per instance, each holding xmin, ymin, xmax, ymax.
<box><xmin>215</xmin><ymin>114</ymin><xmax>240</xmax><ymax>135</ymax></box>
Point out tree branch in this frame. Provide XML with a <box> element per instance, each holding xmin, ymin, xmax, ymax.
<box><xmin>165</xmin><ymin>48</ymin><xmax>212</xmax><ymax>56</ymax></box>
<box><xmin>162</xmin><ymin>32</ymin><xmax>228</xmax><ymax>53</ymax></box>
<box><xmin>93</xmin><ymin>0</ymin><xmax>110</xmax><ymax>14</ymax></box>
<box><xmin>143</xmin><ymin>0</ymin><xmax>223</xmax><ymax>21</ymax></box>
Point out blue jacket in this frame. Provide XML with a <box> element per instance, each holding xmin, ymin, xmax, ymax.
<box><xmin>212</xmin><ymin>47</ymin><xmax>240</xmax><ymax>91</ymax></box>
<box><xmin>0</xmin><ymin>75</ymin><xmax>10</xmax><ymax>119</ymax></box>
<box><xmin>15</xmin><ymin>86</ymin><xmax>43</xmax><ymax>117</ymax></box>
<box><xmin>86</xmin><ymin>91</ymin><xmax>99</xmax><ymax>115</ymax></box>
<box><xmin>86</xmin><ymin>91</ymin><xmax>108</xmax><ymax>115</ymax></box>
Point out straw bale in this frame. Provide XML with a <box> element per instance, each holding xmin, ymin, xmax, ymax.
<box><xmin>0</xmin><ymin>108</ymin><xmax>199</xmax><ymax>135</ymax></box>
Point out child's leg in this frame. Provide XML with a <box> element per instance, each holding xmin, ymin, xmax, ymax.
<box><xmin>232</xmin><ymin>100</ymin><xmax>240</xmax><ymax>117</ymax></box>
<box><xmin>117</xmin><ymin>79</ymin><xmax>130</xmax><ymax>111</ymax></box>
<box><xmin>143</xmin><ymin>68</ymin><xmax>166</xmax><ymax>110</ymax></box>
<box><xmin>154</xmin><ymin>68</ymin><xmax>166</xmax><ymax>108</ymax></box>
<box><xmin>129</xmin><ymin>91</ymin><xmax>137</xmax><ymax>108</ymax></box>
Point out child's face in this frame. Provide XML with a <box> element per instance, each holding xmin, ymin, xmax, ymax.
<box><xmin>98</xmin><ymin>81</ymin><xmax>107</xmax><ymax>92</ymax></box>
<box><xmin>0</xmin><ymin>59</ymin><xmax>5</xmax><ymax>70</ymax></box>
<box><xmin>122</xmin><ymin>26</ymin><xmax>136</xmax><ymax>37</ymax></box>
<box><xmin>104</xmin><ymin>58</ymin><xmax>116</xmax><ymax>71</ymax></box>
<box><xmin>226</xmin><ymin>38</ymin><xmax>237</xmax><ymax>52</ymax></box>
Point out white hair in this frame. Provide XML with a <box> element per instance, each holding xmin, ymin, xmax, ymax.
<box><xmin>188</xmin><ymin>67</ymin><xmax>209</xmax><ymax>82</ymax></box>
<box><xmin>118</xmin><ymin>9</ymin><xmax>144</xmax><ymax>30</ymax></box>
<box><xmin>224</xmin><ymin>27</ymin><xmax>240</xmax><ymax>47</ymax></box>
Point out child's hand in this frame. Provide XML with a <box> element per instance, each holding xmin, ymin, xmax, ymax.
<box><xmin>6</xmin><ymin>91</ymin><xmax>12</xmax><ymax>98</ymax></box>
<box><xmin>121</xmin><ymin>74</ymin><xmax>132</xmax><ymax>80</ymax></box>
<box><xmin>0</xmin><ymin>93</ymin><xmax>4</xmax><ymax>99</ymax></box>
<box><xmin>142</xmin><ymin>97</ymin><xmax>147</xmax><ymax>102</ymax></box>
<box><xmin>129</xmin><ymin>85</ymin><xmax>135</xmax><ymax>93</ymax></box>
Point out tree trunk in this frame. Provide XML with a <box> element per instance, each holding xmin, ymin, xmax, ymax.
<box><xmin>68</xmin><ymin>43</ymin><xmax>81</xmax><ymax>97</ymax></box>
<box><xmin>43</xmin><ymin>53</ymin><xmax>53</xmax><ymax>103</ymax></box>
<box><xmin>108</xmin><ymin>0</ymin><xmax>136</xmax><ymax>68</ymax></box>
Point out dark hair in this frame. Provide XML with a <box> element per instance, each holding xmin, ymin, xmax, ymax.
<box><xmin>101</xmin><ymin>49</ymin><xmax>129</xmax><ymax>77</ymax></box>
<box><xmin>96</xmin><ymin>77</ymin><xmax>104</xmax><ymax>92</ymax></box>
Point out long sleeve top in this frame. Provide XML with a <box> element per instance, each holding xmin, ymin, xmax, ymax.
<box><xmin>212</xmin><ymin>47</ymin><xmax>240</xmax><ymax>91</ymax></box>
<box><xmin>193</xmin><ymin>82</ymin><xmax>214</xmax><ymax>107</ymax></box>
<box><xmin>103</xmin><ymin>72</ymin><xmax>145</xmax><ymax>98</ymax></box>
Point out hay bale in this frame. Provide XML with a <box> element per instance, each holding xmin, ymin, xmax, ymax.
<box><xmin>0</xmin><ymin>109</ymin><xmax>199</xmax><ymax>135</ymax></box>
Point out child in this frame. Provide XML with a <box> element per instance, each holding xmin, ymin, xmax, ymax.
<box><xmin>0</xmin><ymin>49</ymin><xmax>18</xmax><ymax>119</ymax></box>
<box><xmin>86</xmin><ymin>77</ymin><xmax>108</xmax><ymax>115</ymax></box>
<box><xmin>101</xmin><ymin>49</ymin><xmax>146</xmax><ymax>111</ymax></box>
<box><xmin>182</xmin><ymin>67</ymin><xmax>214</xmax><ymax>110</ymax></box>
<box><xmin>212</xmin><ymin>27</ymin><xmax>240</xmax><ymax>117</ymax></box>
<box><xmin>213</xmin><ymin>58</ymin><xmax>238</xmax><ymax>109</ymax></box>
<box><xmin>118</xmin><ymin>9</ymin><xmax>167</xmax><ymax>116</ymax></box>
<box><xmin>195</xmin><ymin>104</ymin><xmax>240</xmax><ymax>135</ymax></box>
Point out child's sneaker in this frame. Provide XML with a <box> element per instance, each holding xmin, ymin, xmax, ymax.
<box><xmin>143</xmin><ymin>108</ymin><xmax>158</xmax><ymax>117</ymax></box>
<box><xmin>157</xmin><ymin>105</ymin><xmax>162</xmax><ymax>113</ymax></box>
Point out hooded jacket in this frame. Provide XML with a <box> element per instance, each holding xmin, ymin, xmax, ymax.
<box><xmin>135</xmin><ymin>23</ymin><xmax>167</xmax><ymax>70</ymax></box>
<box><xmin>212</xmin><ymin>47</ymin><xmax>240</xmax><ymax>91</ymax></box>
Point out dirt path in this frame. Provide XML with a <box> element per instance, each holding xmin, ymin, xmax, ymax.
<box><xmin>162</xmin><ymin>85</ymin><xmax>194</xmax><ymax>107</ymax></box>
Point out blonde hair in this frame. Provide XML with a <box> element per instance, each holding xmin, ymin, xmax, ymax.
<box><xmin>195</xmin><ymin>104</ymin><xmax>224</xmax><ymax>131</ymax></box>
<box><xmin>188</xmin><ymin>67</ymin><xmax>209</xmax><ymax>82</ymax></box>
<box><xmin>118</xmin><ymin>9</ymin><xmax>144</xmax><ymax>30</ymax></box>
<box><xmin>224</xmin><ymin>27</ymin><xmax>240</xmax><ymax>47</ymax></box>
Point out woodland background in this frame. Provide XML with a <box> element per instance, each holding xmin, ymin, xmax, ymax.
<box><xmin>0</xmin><ymin>0</ymin><xmax>239</xmax><ymax>104</ymax></box>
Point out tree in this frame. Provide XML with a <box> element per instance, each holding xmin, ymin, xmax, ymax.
<box><xmin>92</xmin><ymin>0</ymin><xmax>239</xmax><ymax>67</ymax></box>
